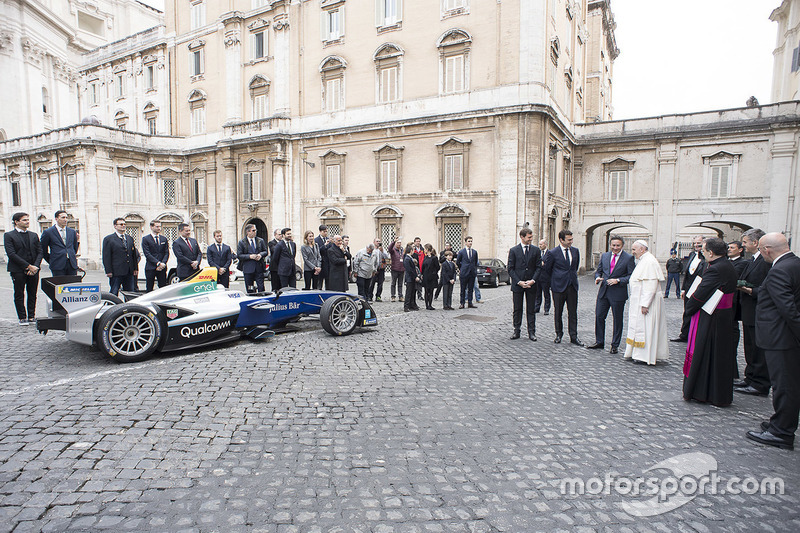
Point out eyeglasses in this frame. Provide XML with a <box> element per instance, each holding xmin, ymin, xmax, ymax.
<box><xmin>758</xmin><ymin>245</ymin><xmax>773</xmax><ymax>251</ymax></box>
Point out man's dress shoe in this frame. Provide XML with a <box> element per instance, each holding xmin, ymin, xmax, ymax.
<box><xmin>746</xmin><ymin>430</ymin><xmax>794</xmax><ymax>450</ymax></box>
<box><xmin>670</xmin><ymin>336</ymin><xmax>687</xmax><ymax>343</ymax></box>
<box><xmin>529</xmin><ymin>333</ymin><xmax>537</xmax><ymax>342</ymax></box>
<box><xmin>458</xmin><ymin>304</ymin><xmax>465</xmax><ymax>309</ymax></box>
<box><xmin>554</xmin><ymin>336</ymin><xmax>562</xmax><ymax>344</ymax></box>
<box><xmin>511</xmin><ymin>331</ymin><xmax>520</xmax><ymax>340</ymax></box>
<box><xmin>570</xmin><ymin>338</ymin><xmax>585</xmax><ymax>347</ymax></box>
<box><xmin>609</xmin><ymin>346</ymin><xmax>619</xmax><ymax>354</ymax></box>
<box><xmin>586</xmin><ymin>342</ymin><xmax>604</xmax><ymax>349</ymax></box>
<box><xmin>735</xmin><ymin>385</ymin><xmax>769</xmax><ymax>396</ymax></box>
<box><xmin>733</xmin><ymin>380</ymin><xmax>749</xmax><ymax>388</ymax></box>
<box><xmin>468</xmin><ymin>304</ymin><xmax>477</xmax><ymax>308</ymax></box>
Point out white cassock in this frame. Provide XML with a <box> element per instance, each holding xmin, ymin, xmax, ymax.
<box><xmin>624</xmin><ymin>251</ymin><xmax>669</xmax><ymax>365</ymax></box>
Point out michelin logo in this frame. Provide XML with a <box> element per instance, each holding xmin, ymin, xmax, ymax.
<box><xmin>58</xmin><ymin>285</ymin><xmax>100</xmax><ymax>294</ymax></box>
<box><xmin>180</xmin><ymin>320</ymin><xmax>231</xmax><ymax>339</ymax></box>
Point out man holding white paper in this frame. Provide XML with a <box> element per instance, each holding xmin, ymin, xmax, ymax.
<box><xmin>672</xmin><ymin>235</ymin><xmax>706</xmax><ymax>342</ymax></box>
<box><xmin>623</xmin><ymin>241</ymin><xmax>668</xmax><ymax>365</ymax></box>
<box><xmin>682</xmin><ymin>237</ymin><xmax>739</xmax><ymax>407</ymax></box>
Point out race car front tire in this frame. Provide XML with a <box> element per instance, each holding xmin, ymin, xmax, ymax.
<box><xmin>319</xmin><ymin>295</ymin><xmax>360</xmax><ymax>336</ymax></box>
<box><xmin>95</xmin><ymin>304</ymin><xmax>165</xmax><ymax>363</ymax></box>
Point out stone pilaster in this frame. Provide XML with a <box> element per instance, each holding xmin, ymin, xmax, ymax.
<box><xmin>273</xmin><ymin>15</ymin><xmax>290</xmax><ymax>115</ymax></box>
<box><xmin>222</xmin><ymin>13</ymin><xmax>244</xmax><ymax>124</ymax></box>
<box><xmin>655</xmin><ymin>142</ymin><xmax>678</xmax><ymax>257</ymax></box>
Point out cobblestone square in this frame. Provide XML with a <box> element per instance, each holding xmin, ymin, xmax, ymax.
<box><xmin>0</xmin><ymin>272</ymin><xmax>798</xmax><ymax>532</ymax></box>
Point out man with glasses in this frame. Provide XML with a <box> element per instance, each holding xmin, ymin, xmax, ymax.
<box><xmin>102</xmin><ymin>218</ymin><xmax>140</xmax><ymax>295</ymax></box>
<box><xmin>237</xmin><ymin>224</ymin><xmax>268</xmax><ymax>293</ymax></box>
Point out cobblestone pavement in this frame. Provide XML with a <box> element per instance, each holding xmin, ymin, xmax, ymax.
<box><xmin>0</xmin><ymin>271</ymin><xmax>798</xmax><ymax>532</ymax></box>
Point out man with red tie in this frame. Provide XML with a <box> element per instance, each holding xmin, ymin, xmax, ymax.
<box><xmin>587</xmin><ymin>235</ymin><xmax>635</xmax><ymax>354</ymax></box>
<box><xmin>172</xmin><ymin>223</ymin><xmax>202</xmax><ymax>280</ymax></box>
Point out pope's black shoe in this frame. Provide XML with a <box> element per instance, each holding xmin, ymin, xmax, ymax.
<box><xmin>746</xmin><ymin>430</ymin><xmax>794</xmax><ymax>450</ymax></box>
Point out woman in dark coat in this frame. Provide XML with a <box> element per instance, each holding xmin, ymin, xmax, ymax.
<box><xmin>421</xmin><ymin>244</ymin><xmax>440</xmax><ymax>310</ymax></box>
<box><xmin>326</xmin><ymin>236</ymin><xmax>349</xmax><ymax>292</ymax></box>
<box><xmin>683</xmin><ymin>237</ymin><xmax>739</xmax><ymax>407</ymax></box>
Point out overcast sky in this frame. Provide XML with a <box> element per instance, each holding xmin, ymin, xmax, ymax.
<box><xmin>137</xmin><ymin>0</ymin><xmax>778</xmax><ymax>119</ymax></box>
<box><xmin>611</xmin><ymin>0</ymin><xmax>777</xmax><ymax>119</ymax></box>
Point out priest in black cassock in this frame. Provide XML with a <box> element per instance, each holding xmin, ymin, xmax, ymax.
<box><xmin>682</xmin><ymin>237</ymin><xmax>739</xmax><ymax>407</ymax></box>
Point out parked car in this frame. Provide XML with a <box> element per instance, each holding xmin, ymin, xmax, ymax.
<box><xmin>476</xmin><ymin>258</ymin><xmax>511</xmax><ymax>287</ymax></box>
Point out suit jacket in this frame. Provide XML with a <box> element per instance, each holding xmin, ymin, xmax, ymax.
<box><xmin>739</xmin><ymin>254</ymin><xmax>771</xmax><ymax>326</ymax></box>
<box><xmin>102</xmin><ymin>233</ymin><xmax>139</xmax><ymax>277</ymax></box>
<box><xmin>595</xmin><ymin>250</ymin><xmax>635</xmax><ymax>301</ymax></box>
<box><xmin>682</xmin><ymin>251</ymin><xmax>706</xmax><ymax>291</ymax></box>
<box><xmin>455</xmin><ymin>247</ymin><xmax>478</xmax><ymax>277</ymax></box>
<box><xmin>544</xmin><ymin>245</ymin><xmax>580</xmax><ymax>293</ymax></box>
<box><xmin>141</xmin><ymin>233</ymin><xmax>170</xmax><ymax>271</ymax></box>
<box><xmin>730</xmin><ymin>256</ymin><xmax>748</xmax><ymax>277</ymax></box>
<box><xmin>507</xmin><ymin>243</ymin><xmax>542</xmax><ymax>293</ymax></box>
<box><xmin>537</xmin><ymin>248</ymin><xmax>551</xmax><ymax>284</ymax></box>
<box><xmin>40</xmin><ymin>225</ymin><xmax>79</xmax><ymax>272</ymax></box>
<box><xmin>326</xmin><ymin>244</ymin><xmax>349</xmax><ymax>291</ymax></box>
<box><xmin>206</xmin><ymin>242</ymin><xmax>233</xmax><ymax>271</ymax></box>
<box><xmin>4</xmin><ymin>230</ymin><xmax>43</xmax><ymax>273</ymax></box>
<box><xmin>755</xmin><ymin>252</ymin><xmax>800</xmax><ymax>350</ymax></box>
<box><xmin>440</xmin><ymin>260</ymin><xmax>457</xmax><ymax>284</ymax></box>
<box><xmin>314</xmin><ymin>235</ymin><xmax>329</xmax><ymax>274</ymax></box>
<box><xmin>403</xmin><ymin>254</ymin><xmax>421</xmax><ymax>284</ymax></box>
<box><xmin>421</xmin><ymin>254</ymin><xmax>440</xmax><ymax>288</ymax></box>
<box><xmin>267</xmin><ymin>238</ymin><xmax>281</xmax><ymax>273</ymax></box>
<box><xmin>272</xmin><ymin>239</ymin><xmax>297</xmax><ymax>277</ymax></box>
<box><xmin>237</xmin><ymin>237</ymin><xmax>268</xmax><ymax>274</ymax></box>
<box><xmin>173</xmin><ymin>237</ymin><xmax>202</xmax><ymax>279</ymax></box>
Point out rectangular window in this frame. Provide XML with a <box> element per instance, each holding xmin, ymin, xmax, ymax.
<box><xmin>252</xmin><ymin>0</ymin><xmax>268</xmax><ymax>8</ymax></box>
<box><xmin>251</xmin><ymin>31</ymin><xmax>266</xmax><ymax>60</ymax></box>
<box><xmin>609</xmin><ymin>170</ymin><xmax>627</xmax><ymax>200</ymax></box>
<box><xmin>444</xmin><ymin>0</ymin><xmax>466</xmax><ymax>9</ymax></box>
<box><xmin>62</xmin><ymin>173</ymin><xmax>77</xmax><ymax>203</ymax></box>
<box><xmin>243</xmin><ymin>171</ymin><xmax>261</xmax><ymax>201</ymax></box>
<box><xmin>563</xmin><ymin>161</ymin><xmax>571</xmax><ymax>197</ymax></box>
<box><xmin>191</xmin><ymin>107</ymin><xmax>205</xmax><ymax>134</ymax></box>
<box><xmin>380</xmin><ymin>160</ymin><xmax>397</xmax><ymax>193</ymax></box>
<box><xmin>710</xmin><ymin>166</ymin><xmax>730</xmax><ymax>198</ymax></box>
<box><xmin>376</xmin><ymin>0</ymin><xmax>402</xmax><ymax>27</ymax></box>
<box><xmin>122</xmin><ymin>175</ymin><xmax>139</xmax><ymax>203</ymax></box>
<box><xmin>163</xmin><ymin>178</ymin><xmax>176</xmax><ymax>205</ymax></box>
<box><xmin>11</xmin><ymin>182</ymin><xmax>21</xmax><ymax>207</ymax></box>
<box><xmin>145</xmin><ymin>65</ymin><xmax>155</xmax><ymax>90</ymax></box>
<box><xmin>326</xmin><ymin>164</ymin><xmax>341</xmax><ymax>196</ymax></box>
<box><xmin>253</xmin><ymin>93</ymin><xmax>268</xmax><ymax>119</ymax></box>
<box><xmin>548</xmin><ymin>156</ymin><xmax>557</xmax><ymax>194</ymax></box>
<box><xmin>192</xmin><ymin>177</ymin><xmax>206</xmax><ymax>204</ymax></box>
<box><xmin>325</xmin><ymin>78</ymin><xmax>342</xmax><ymax>111</ymax></box>
<box><xmin>190</xmin><ymin>49</ymin><xmax>204</xmax><ymax>76</ymax></box>
<box><xmin>444</xmin><ymin>154</ymin><xmax>463</xmax><ymax>190</ymax></box>
<box><xmin>793</xmin><ymin>44</ymin><xmax>800</xmax><ymax>73</ymax></box>
<box><xmin>90</xmin><ymin>82</ymin><xmax>99</xmax><ymax>105</ymax></box>
<box><xmin>322</xmin><ymin>8</ymin><xmax>344</xmax><ymax>40</ymax></box>
<box><xmin>379</xmin><ymin>66</ymin><xmax>398</xmax><ymax>103</ymax></box>
<box><xmin>444</xmin><ymin>55</ymin><xmax>464</xmax><ymax>93</ymax></box>
<box><xmin>191</xmin><ymin>2</ymin><xmax>205</xmax><ymax>30</ymax></box>
<box><xmin>38</xmin><ymin>177</ymin><xmax>50</xmax><ymax>205</ymax></box>
<box><xmin>147</xmin><ymin>117</ymin><xmax>157</xmax><ymax>135</ymax></box>
<box><xmin>116</xmin><ymin>73</ymin><xmax>125</xmax><ymax>98</ymax></box>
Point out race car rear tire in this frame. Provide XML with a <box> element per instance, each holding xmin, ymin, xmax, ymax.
<box><xmin>319</xmin><ymin>295</ymin><xmax>360</xmax><ymax>336</ymax></box>
<box><xmin>95</xmin><ymin>304</ymin><xmax>165</xmax><ymax>363</ymax></box>
<box><xmin>101</xmin><ymin>292</ymin><xmax>123</xmax><ymax>305</ymax></box>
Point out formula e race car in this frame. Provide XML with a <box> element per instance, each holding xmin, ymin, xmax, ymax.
<box><xmin>36</xmin><ymin>268</ymin><xmax>377</xmax><ymax>363</ymax></box>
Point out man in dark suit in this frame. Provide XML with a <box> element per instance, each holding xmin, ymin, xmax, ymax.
<box><xmin>102</xmin><ymin>218</ymin><xmax>140</xmax><ymax>296</ymax></box>
<box><xmin>728</xmin><ymin>240</ymin><xmax>748</xmax><ymax>277</ymax></box>
<box><xmin>508</xmin><ymin>228</ymin><xmax>541</xmax><ymax>341</ymax></box>
<box><xmin>40</xmin><ymin>210</ymin><xmax>79</xmax><ymax>276</ymax></box>
<box><xmin>172</xmin><ymin>223</ymin><xmax>202</xmax><ymax>281</ymax></box>
<box><xmin>672</xmin><ymin>235</ymin><xmax>706</xmax><ymax>342</ymax></box>
<box><xmin>456</xmin><ymin>236</ymin><xmax>478</xmax><ymax>309</ymax></box>
<box><xmin>534</xmin><ymin>239</ymin><xmax>552</xmax><ymax>315</ymax></box>
<box><xmin>4</xmin><ymin>212</ymin><xmax>42</xmax><ymax>325</ymax></box>
<box><xmin>734</xmin><ymin>228</ymin><xmax>771</xmax><ymax>396</ymax></box>
<box><xmin>746</xmin><ymin>232</ymin><xmax>800</xmax><ymax>450</ymax></box>
<box><xmin>272</xmin><ymin>227</ymin><xmax>297</xmax><ymax>289</ymax></box>
<box><xmin>206</xmin><ymin>230</ymin><xmax>233</xmax><ymax>288</ymax></box>
<box><xmin>267</xmin><ymin>228</ymin><xmax>283</xmax><ymax>292</ymax></box>
<box><xmin>141</xmin><ymin>220</ymin><xmax>170</xmax><ymax>291</ymax></box>
<box><xmin>587</xmin><ymin>235</ymin><xmax>635</xmax><ymax>354</ymax></box>
<box><xmin>314</xmin><ymin>225</ymin><xmax>329</xmax><ymax>290</ymax></box>
<box><xmin>237</xmin><ymin>224</ymin><xmax>268</xmax><ymax>293</ymax></box>
<box><xmin>544</xmin><ymin>229</ymin><xmax>583</xmax><ymax>346</ymax></box>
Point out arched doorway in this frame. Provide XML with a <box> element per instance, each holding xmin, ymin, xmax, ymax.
<box><xmin>584</xmin><ymin>220</ymin><xmax>650</xmax><ymax>269</ymax></box>
<box><xmin>245</xmin><ymin>217</ymin><xmax>268</xmax><ymax>241</ymax></box>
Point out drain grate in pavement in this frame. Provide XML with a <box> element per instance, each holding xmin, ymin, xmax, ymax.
<box><xmin>455</xmin><ymin>314</ymin><xmax>496</xmax><ymax>322</ymax></box>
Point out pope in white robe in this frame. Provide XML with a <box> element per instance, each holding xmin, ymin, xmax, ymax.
<box><xmin>624</xmin><ymin>240</ymin><xmax>669</xmax><ymax>365</ymax></box>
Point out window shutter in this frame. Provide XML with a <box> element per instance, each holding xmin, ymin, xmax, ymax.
<box><xmin>609</xmin><ymin>172</ymin><xmax>617</xmax><ymax>200</ymax></box>
<box><xmin>253</xmin><ymin>172</ymin><xmax>261</xmax><ymax>200</ymax></box>
<box><xmin>793</xmin><ymin>47</ymin><xmax>799</xmax><ymax>72</ymax></box>
<box><xmin>68</xmin><ymin>174</ymin><xmax>77</xmax><ymax>202</ymax></box>
<box><xmin>243</xmin><ymin>173</ymin><xmax>252</xmax><ymax>200</ymax></box>
<box><xmin>453</xmin><ymin>155</ymin><xmax>463</xmax><ymax>189</ymax></box>
<box><xmin>375</xmin><ymin>0</ymin><xmax>384</xmax><ymax>27</ymax></box>
<box><xmin>321</xmin><ymin>10</ymin><xmax>328</xmax><ymax>40</ymax></box>
<box><xmin>340</xmin><ymin>8</ymin><xmax>345</xmax><ymax>37</ymax></box>
<box><xmin>396</xmin><ymin>0</ymin><xmax>403</xmax><ymax>22</ymax></box>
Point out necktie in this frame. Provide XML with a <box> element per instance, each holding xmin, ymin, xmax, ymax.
<box><xmin>185</xmin><ymin>238</ymin><xmax>192</xmax><ymax>252</ymax></box>
<box><xmin>218</xmin><ymin>244</ymin><xmax>222</xmax><ymax>254</ymax></box>
<box><xmin>564</xmin><ymin>247</ymin><xmax>571</xmax><ymax>265</ymax></box>
<box><xmin>250</xmin><ymin>239</ymin><xmax>255</xmax><ymax>253</ymax></box>
<box><xmin>467</xmin><ymin>248</ymin><xmax>471</xmax><ymax>260</ymax></box>
<box><xmin>524</xmin><ymin>245</ymin><xmax>529</xmax><ymax>258</ymax></box>
<box><xmin>610</xmin><ymin>253</ymin><xmax>617</xmax><ymax>272</ymax></box>
<box><xmin>60</xmin><ymin>227</ymin><xmax>66</xmax><ymax>244</ymax></box>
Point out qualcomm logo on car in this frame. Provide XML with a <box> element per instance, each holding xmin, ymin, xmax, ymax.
<box><xmin>180</xmin><ymin>320</ymin><xmax>231</xmax><ymax>338</ymax></box>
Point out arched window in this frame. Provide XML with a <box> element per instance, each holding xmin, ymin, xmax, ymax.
<box><xmin>320</xmin><ymin>56</ymin><xmax>346</xmax><ymax>112</ymax></box>
<box><xmin>249</xmin><ymin>75</ymin><xmax>270</xmax><ymax>120</ymax></box>
<box><xmin>188</xmin><ymin>89</ymin><xmax>207</xmax><ymax>134</ymax></box>
<box><xmin>41</xmin><ymin>87</ymin><xmax>50</xmax><ymax>115</ymax></box>
<box><xmin>434</xmin><ymin>204</ymin><xmax>469</xmax><ymax>252</ymax></box>
<box><xmin>319</xmin><ymin>207</ymin><xmax>346</xmax><ymax>237</ymax></box>
<box><xmin>437</xmin><ymin>29</ymin><xmax>471</xmax><ymax>94</ymax></box>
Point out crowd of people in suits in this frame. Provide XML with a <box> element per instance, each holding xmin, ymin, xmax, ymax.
<box><xmin>5</xmin><ymin>211</ymin><xmax>799</xmax><ymax>451</ymax></box>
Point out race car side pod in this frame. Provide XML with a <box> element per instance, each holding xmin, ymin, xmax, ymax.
<box><xmin>244</xmin><ymin>325</ymin><xmax>276</xmax><ymax>341</ymax></box>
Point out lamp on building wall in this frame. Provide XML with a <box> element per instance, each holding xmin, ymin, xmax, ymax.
<box><xmin>300</xmin><ymin>151</ymin><xmax>315</xmax><ymax>168</ymax></box>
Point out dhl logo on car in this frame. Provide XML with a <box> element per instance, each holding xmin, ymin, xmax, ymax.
<box><xmin>188</xmin><ymin>267</ymin><xmax>218</xmax><ymax>283</ymax></box>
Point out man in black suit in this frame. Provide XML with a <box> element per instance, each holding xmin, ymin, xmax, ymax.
<box><xmin>102</xmin><ymin>218</ymin><xmax>140</xmax><ymax>296</ymax></box>
<box><xmin>4</xmin><ymin>212</ymin><xmax>42</xmax><ymax>325</ymax></box>
<box><xmin>508</xmin><ymin>228</ymin><xmax>541</xmax><ymax>341</ymax></box>
<box><xmin>587</xmin><ymin>235</ymin><xmax>635</xmax><ymax>354</ymax></box>
<box><xmin>534</xmin><ymin>239</ymin><xmax>552</xmax><ymax>315</ymax></box>
<box><xmin>237</xmin><ymin>224</ymin><xmax>268</xmax><ymax>293</ymax></box>
<box><xmin>734</xmin><ymin>228</ymin><xmax>771</xmax><ymax>396</ymax></box>
<box><xmin>267</xmin><ymin>228</ymin><xmax>283</xmax><ymax>292</ymax></box>
<box><xmin>40</xmin><ymin>210</ymin><xmax>79</xmax><ymax>276</ymax></box>
<box><xmin>206</xmin><ymin>230</ymin><xmax>233</xmax><ymax>288</ymax></box>
<box><xmin>456</xmin><ymin>236</ymin><xmax>479</xmax><ymax>309</ymax></box>
<box><xmin>272</xmin><ymin>228</ymin><xmax>297</xmax><ymax>289</ymax></box>
<box><xmin>746</xmin><ymin>232</ymin><xmax>800</xmax><ymax>450</ymax></box>
<box><xmin>543</xmin><ymin>229</ymin><xmax>583</xmax><ymax>346</ymax></box>
<box><xmin>141</xmin><ymin>220</ymin><xmax>170</xmax><ymax>291</ymax></box>
<box><xmin>314</xmin><ymin>225</ymin><xmax>329</xmax><ymax>290</ymax></box>
<box><xmin>172</xmin><ymin>223</ymin><xmax>202</xmax><ymax>281</ymax></box>
<box><xmin>672</xmin><ymin>235</ymin><xmax>706</xmax><ymax>342</ymax></box>
<box><xmin>728</xmin><ymin>240</ymin><xmax>748</xmax><ymax>277</ymax></box>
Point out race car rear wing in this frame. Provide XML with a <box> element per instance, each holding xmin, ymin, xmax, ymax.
<box><xmin>37</xmin><ymin>275</ymin><xmax>103</xmax><ymax>333</ymax></box>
